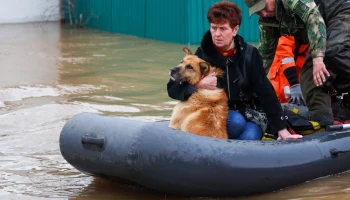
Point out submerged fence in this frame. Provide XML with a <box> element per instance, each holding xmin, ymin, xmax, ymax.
<box><xmin>66</xmin><ymin>0</ymin><xmax>260</xmax><ymax>44</ymax></box>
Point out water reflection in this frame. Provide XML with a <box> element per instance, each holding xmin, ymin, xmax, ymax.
<box><xmin>58</xmin><ymin>27</ymin><xmax>191</xmax><ymax>118</ymax></box>
<box><xmin>0</xmin><ymin>22</ymin><xmax>60</xmax><ymax>87</ymax></box>
<box><xmin>70</xmin><ymin>178</ymin><xmax>172</xmax><ymax>200</ymax></box>
<box><xmin>68</xmin><ymin>172</ymin><xmax>350</xmax><ymax>200</ymax></box>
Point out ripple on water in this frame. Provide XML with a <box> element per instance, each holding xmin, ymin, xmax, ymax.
<box><xmin>0</xmin><ymin>84</ymin><xmax>106</xmax><ymax>105</ymax></box>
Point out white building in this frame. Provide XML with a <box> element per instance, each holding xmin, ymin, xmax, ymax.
<box><xmin>0</xmin><ymin>0</ymin><xmax>61</xmax><ymax>24</ymax></box>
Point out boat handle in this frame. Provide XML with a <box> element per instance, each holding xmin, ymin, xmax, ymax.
<box><xmin>81</xmin><ymin>133</ymin><xmax>106</xmax><ymax>152</ymax></box>
<box><xmin>329</xmin><ymin>148</ymin><xmax>350</xmax><ymax>158</ymax></box>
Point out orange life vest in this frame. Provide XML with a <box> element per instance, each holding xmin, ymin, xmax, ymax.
<box><xmin>269</xmin><ymin>36</ymin><xmax>309</xmax><ymax>103</ymax></box>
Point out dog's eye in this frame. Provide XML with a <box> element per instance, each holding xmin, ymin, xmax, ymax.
<box><xmin>180</xmin><ymin>60</ymin><xmax>183</xmax><ymax>63</ymax></box>
<box><xmin>186</xmin><ymin>64</ymin><xmax>194</xmax><ymax>70</ymax></box>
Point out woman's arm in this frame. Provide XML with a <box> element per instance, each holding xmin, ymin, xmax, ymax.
<box><xmin>167</xmin><ymin>81</ymin><xmax>196</xmax><ymax>101</ymax></box>
<box><xmin>251</xmin><ymin>47</ymin><xmax>286</xmax><ymax>132</ymax></box>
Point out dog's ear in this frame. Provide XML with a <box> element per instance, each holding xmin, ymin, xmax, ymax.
<box><xmin>183</xmin><ymin>47</ymin><xmax>193</xmax><ymax>55</ymax></box>
<box><xmin>199</xmin><ymin>62</ymin><xmax>210</xmax><ymax>75</ymax></box>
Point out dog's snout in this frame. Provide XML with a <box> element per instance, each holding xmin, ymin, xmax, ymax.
<box><xmin>169</xmin><ymin>67</ymin><xmax>180</xmax><ymax>81</ymax></box>
<box><xmin>170</xmin><ymin>67</ymin><xmax>178</xmax><ymax>76</ymax></box>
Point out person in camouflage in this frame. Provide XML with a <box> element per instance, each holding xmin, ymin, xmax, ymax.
<box><xmin>244</xmin><ymin>0</ymin><xmax>350</xmax><ymax>125</ymax></box>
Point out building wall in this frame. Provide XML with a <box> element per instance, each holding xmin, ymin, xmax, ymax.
<box><xmin>0</xmin><ymin>0</ymin><xmax>61</xmax><ymax>24</ymax></box>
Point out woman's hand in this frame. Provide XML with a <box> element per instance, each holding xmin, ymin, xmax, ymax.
<box><xmin>313</xmin><ymin>57</ymin><xmax>330</xmax><ymax>86</ymax></box>
<box><xmin>277</xmin><ymin>128</ymin><xmax>303</xmax><ymax>140</ymax></box>
<box><xmin>195</xmin><ymin>72</ymin><xmax>217</xmax><ymax>90</ymax></box>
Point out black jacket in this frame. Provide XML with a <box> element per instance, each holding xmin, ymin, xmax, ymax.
<box><xmin>314</xmin><ymin>0</ymin><xmax>350</xmax><ymax>25</ymax></box>
<box><xmin>167</xmin><ymin>31</ymin><xmax>286</xmax><ymax>133</ymax></box>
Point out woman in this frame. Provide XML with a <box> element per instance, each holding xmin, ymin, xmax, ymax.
<box><xmin>167</xmin><ymin>1</ymin><xmax>302</xmax><ymax>140</ymax></box>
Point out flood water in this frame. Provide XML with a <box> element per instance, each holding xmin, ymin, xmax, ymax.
<box><xmin>1</xmin><ymin>22</ymin><xmax>350</xmax><ymax>200</ymax></box>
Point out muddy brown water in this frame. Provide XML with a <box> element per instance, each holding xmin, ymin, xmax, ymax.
<box><xmin>0</xmin><ymin>22</ymin><xmax>350</xmax><ymax>200</ymax></box>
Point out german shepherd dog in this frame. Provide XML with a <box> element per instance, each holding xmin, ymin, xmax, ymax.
<box><xmin>168</xmin><ymin>47</ymin><xmax>228</xmax><ymax>139</ymax></box>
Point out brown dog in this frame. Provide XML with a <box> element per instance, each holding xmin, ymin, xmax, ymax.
<box><xmin>168</xmin><ymin>47</ymin><xmax>228</xmax><ymax>139</ymax></box>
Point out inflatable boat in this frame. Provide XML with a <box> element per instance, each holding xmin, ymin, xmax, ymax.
<box><xmin>59</xmin><ymin>112</ymin><xmax>350</xmax><ymax>197</ymax></box>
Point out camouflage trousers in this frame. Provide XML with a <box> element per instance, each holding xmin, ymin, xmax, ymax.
<box><xmin>300</xmin><ymin>9</ymin><xmax>350</xmax><ymax>124</ymax></box>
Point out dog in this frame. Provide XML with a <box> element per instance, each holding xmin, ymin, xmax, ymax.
<box><xmin>168</xmin><ymin>47</ymin><xmax>228</xmax><ymax>139</ymax></box>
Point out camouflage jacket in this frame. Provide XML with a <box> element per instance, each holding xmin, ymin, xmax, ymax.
<box><xmin>258</xmin><ymin>0</ymin><xmax>348</xmax><ymax>72</ymax></box>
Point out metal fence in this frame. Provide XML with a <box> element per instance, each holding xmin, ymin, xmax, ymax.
<box><xmin>66</xmin><ymin>0</ymin><xmax>260</xmax><ymax>44</ymax></box>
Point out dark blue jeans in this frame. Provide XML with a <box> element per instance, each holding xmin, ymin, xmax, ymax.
<box><xmin>227</xmin><ymin>110</ymin><xmax>262</xmax><ymax>140</ymax></box>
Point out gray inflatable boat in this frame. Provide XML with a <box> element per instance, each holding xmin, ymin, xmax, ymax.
<box><xmin>59</xmin><ymin>112</ymin><xmax>350</xmax><ymax>197</ymax></box>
